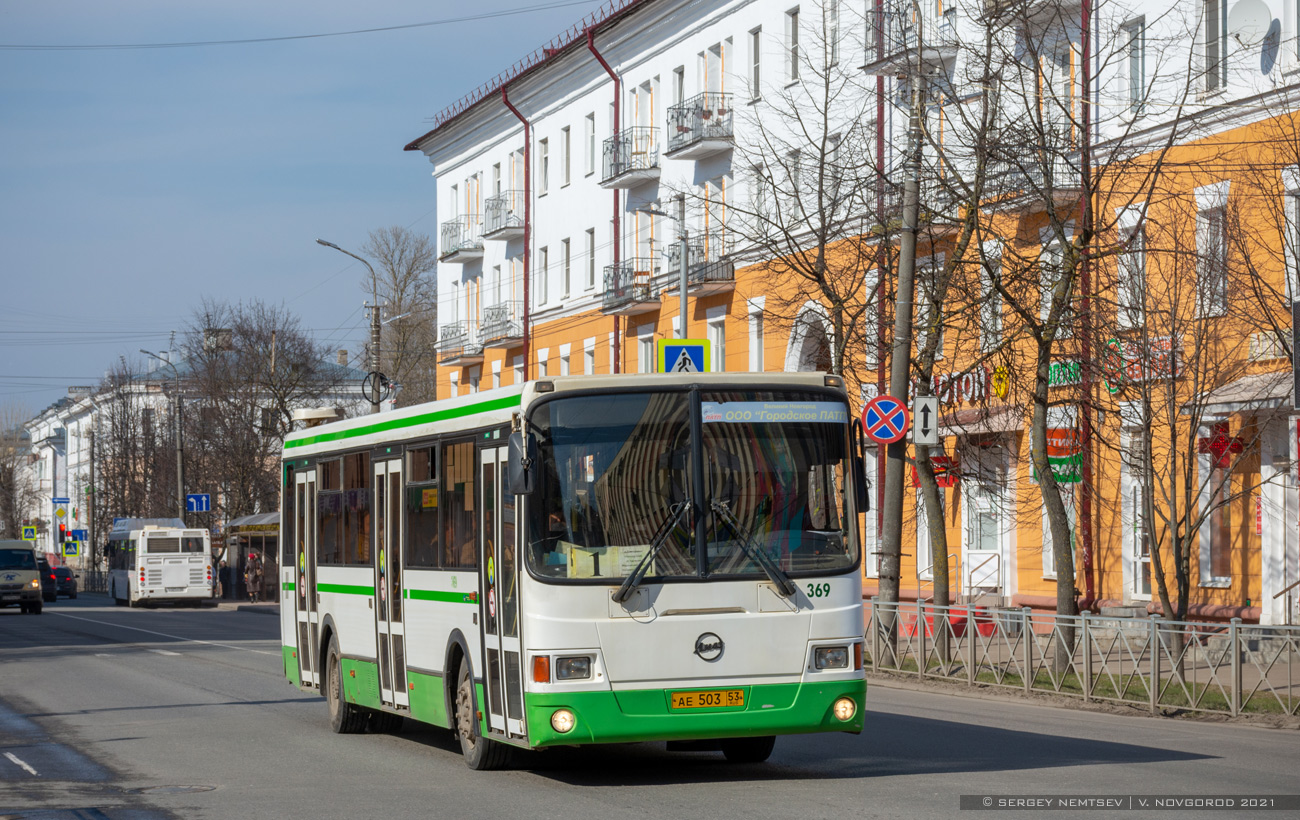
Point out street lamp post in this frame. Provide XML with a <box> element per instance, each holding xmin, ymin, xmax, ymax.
<box><xmin>140</xmin><ymin>349</ymin><xmax>184</xmax><ymax>523</ymax></box>
<box><xmin>317</xmin><ymin>239</ymin><xmax>382</xmax><ymax>414</ymax></box>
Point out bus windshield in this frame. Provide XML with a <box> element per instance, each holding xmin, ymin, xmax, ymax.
<box><xmin>527</xmin><ymin>389</ymin><xmax>856</xmax><ymax>582</ymax></box>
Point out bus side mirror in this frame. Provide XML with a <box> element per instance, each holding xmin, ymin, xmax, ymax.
<box><xmin>508</xmin><ymin>431</ymin><xmax>536</xmax><ymax>495</ymax></box>
<box><xmin>852</xmin><ymin>420</ymin><xmax>870</xmax><ymax>513</ymax></box>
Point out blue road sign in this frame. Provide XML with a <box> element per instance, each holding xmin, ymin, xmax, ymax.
<box><xmin>70</xmin><ymin>529</ymin><xmax>88</xmax><ymax>542</ymax></box>
<box><xmin>186</xmin><ymin>494</ymin><xmax>211</xmax><ymax>513</ymax></box>
<box><xmin>863</xmin><ymin>395</ymin><xmax>911</xmax><ymax>444</ymax></box>
<box><xmin>64</xmin><ymin>541</ymin><xmax>80</xmax><ymax>557</ymax></box>
<box><xmin>51</xmin><ymin>497</ymin><xmax>70</xmax><ymax>504</ymax></box>
<box><xmin>657</xmin><ymin>339</ymin><xmax>711</xmax><ymax>373</ymax></box>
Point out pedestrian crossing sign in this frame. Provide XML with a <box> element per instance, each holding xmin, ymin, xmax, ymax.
<box><xmin>21</xmin><ymin>526</ymin><xmax>36</xmax><ymax>541</ymax></box>
<box><xmin>657</xmin><ymin>339</ymin><xmax>711</xmax><ymax>374</ymax></box>
<box><xmin>64</xmin><ymin>541</ymin><xmax>80</xmax><ymax>557</ymax></box>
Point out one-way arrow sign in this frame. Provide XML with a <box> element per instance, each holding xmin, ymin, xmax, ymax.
<box><xmin>913</xmin><ymin>396</ymin><xmax>939</xmax><ymax>446</ymax></box>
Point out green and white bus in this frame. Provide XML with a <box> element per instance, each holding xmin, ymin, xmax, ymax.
<box><xmin>280</xmin><ymin>372</ymin><xmax>868</xmax><ymax>768</ymax></box>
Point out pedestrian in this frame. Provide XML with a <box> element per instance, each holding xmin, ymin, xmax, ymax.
<box><xmin>217</xmin><ymin>560</ymin><xmax>228</xmax><ymax>599</ymax></box>
<box><xmin>245</xmin><ymin>555</ymin><xmax>262</xmax><ymax>603</ymax></box>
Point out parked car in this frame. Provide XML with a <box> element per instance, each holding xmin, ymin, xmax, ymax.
<box><xmin>53</xmin><ymin>567</ymin><xmax>77</xmax><ymax>599</ymax></box>
<box><xmin>37</xmin><ymin>558</ymin><xmax>56</xmax><ymax>603</ymax></box>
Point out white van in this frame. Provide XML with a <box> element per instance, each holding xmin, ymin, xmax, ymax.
<box><xmin>0</xmin><ymin>540</ymin><xmax>44</xmax><ymax>614</ymax></box>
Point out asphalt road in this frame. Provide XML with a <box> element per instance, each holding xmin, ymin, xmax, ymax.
<box><xmin>2</xmin><ymin>595</ymin><xmax>1298</xmax><ymax>820</ymax></box>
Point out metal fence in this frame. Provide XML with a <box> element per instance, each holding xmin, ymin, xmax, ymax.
<box><xmin>77</xmin><ymin>570</ymin><xmax>108</xmax><ymax>594</ymax></box>
<box><xmin>867</xmin><ymin>599</ymin><xmax>1300</xmax><ymax>717</ymax></box>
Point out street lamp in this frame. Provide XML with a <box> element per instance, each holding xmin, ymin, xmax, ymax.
<box><xmin>637</xmin><ymin>195</ymin><xmax>689</xmax><ymax>339</ymax></box>
<box><xmin>140</xmin><ymin>349</ymin><xmax>185</xmax><ymax>523</ymax></box>
<box><xmin>317</xmin><ymin>239</ymin><xmax>382</xmax><ymax>414</ymax></box>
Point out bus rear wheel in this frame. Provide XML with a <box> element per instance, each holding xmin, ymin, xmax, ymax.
<box><xmin>326</xmin><ymin>636</ymin><xmax>367</xmax><ymax>734</ymax></box>
<box><xmin>720</xmin><ymin>736</ymin><xmax>776</xmax><ymax>763</ymax></box>
<box><xmin>454</xmin><ymin>664</ymin><xmax>509</xmax><ymax>770</ymax></box>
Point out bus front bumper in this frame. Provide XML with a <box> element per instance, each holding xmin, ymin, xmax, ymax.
<box><xmin>525</xmin><ymin>680</ymin><xmax>865</xmax><ymax>748</ymax></box>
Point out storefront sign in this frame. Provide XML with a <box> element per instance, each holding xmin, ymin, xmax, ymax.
<box><xmin>923</xmin><ymin>367</ymin><xmax>990</xmax><ymax>406</ymax></box>
<box><xmin>1048</xmin><ymin>360</ymin><xmax>1081</xmax><ymax>387</ymax></box>
<box><xmin>911</xmin><ymin>454</ymin><xmax>960</xmax><ymax>488</ymax></box>
<box><xmin>1032</xmin><ymin>428</ymin><xmax>1082</xmax><ymax>484</ymax></box>
<box><xmin>1103</xmin><ymin>336</ymin><xmax>1180</xmax><ymax>393</ymax></box>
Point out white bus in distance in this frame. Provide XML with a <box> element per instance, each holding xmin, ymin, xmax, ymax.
<box><xmin>281</xmin><ymin>372</ymin><xmax>869</xmax><ymax>769</ymax></box>
<box><xmin>106</xmin><ymin>518</ymin><xmax>213</xmax><ymax>607</ymax></box>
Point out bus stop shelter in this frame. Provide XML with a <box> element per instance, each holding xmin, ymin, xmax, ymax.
<box><xmin>225</xmin><ymin>512</ymin><xmax>279</xmax><ymax>602</ymax></box>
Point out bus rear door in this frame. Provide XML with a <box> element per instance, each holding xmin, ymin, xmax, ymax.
<box><xmin>374</xmin><ymin>457</ymin><xmax>409</xmax><ymax>710</ymax></box>
<box><xmin>479</xmin><ymin>444</ymin><xmax>525</xmax><ymax>741</ymax></box>
<box><xmin>294</xmin><ymin>469</ymin><xmax>320</xmax><ymax>687</ymax></box>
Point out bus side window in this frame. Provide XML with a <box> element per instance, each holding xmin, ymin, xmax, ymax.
<box><xmin>441</xmin><ymin>440</ymin><xmax>476</xmax><ymax>569</ymax></box>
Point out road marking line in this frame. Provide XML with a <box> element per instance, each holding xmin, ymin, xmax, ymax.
<box><xmin>149</xmin><ymin>649</ymin><xmax>182</xmax><ymax>656</ymax></box>
<box><xmin>4</xmin><ymin>751</ymin><xmax>39</xmax><ymax>776</ymax></box>
<box><xmin>48</xmin><ymin>613</ymin><xmax>277</xmax><ymax>656</ymax></box>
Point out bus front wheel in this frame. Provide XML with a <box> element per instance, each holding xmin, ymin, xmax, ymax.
<box><xmin>721</xmin><ymin>736</ymin><xmax>776</xmax><ymax>763</ymax></box>
<box><xmin>326</xmin><ymin>636</ymin><xmax>367</xmax><ymax>734</ymax></box>
<box><xmin>454</xmin><ymin>664</ymin><xmax>509</xmax><ymax>770</ymax></box>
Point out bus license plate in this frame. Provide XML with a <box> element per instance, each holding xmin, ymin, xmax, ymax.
<box><xmin>670</xmin><ymin>689</ymin><xmax>744</xmax><ymax>710</ymax></box>
<box><xmin>166</xmin><ymin>587</ymin><xmax>184</xmax><ymax>593</ymax></box>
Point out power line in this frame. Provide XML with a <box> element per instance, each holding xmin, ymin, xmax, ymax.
<box><xmin>0</xmin><ymin>0</ymin><xmax>602</xmax><ymax>51</ymax></box>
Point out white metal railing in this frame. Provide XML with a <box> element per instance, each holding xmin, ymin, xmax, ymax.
<box><xmin>965</xmin><ymin>552</ymin><xmax>1000</xmax><ymax>601</ymax></box>
<box><xmin>917</xmin><ymin>553</ymin><xmax>960</xmax><ymax>603</ymax></box>
<box><xmin>867</xmin><ymin>600</ymin><xmax>1300</xmax><ymax>717</ymax></box>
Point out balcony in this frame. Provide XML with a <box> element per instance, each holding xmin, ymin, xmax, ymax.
<box><xmin>480</xmin><ymin>301</ymin><xmax>525</xmax><ymax>348</ymax></box>
<box><xmin>601</xmin><ymin>258</ymin><xmax>662</xmax><ymax>316</ymax></box>
<box><xmin>439</xmin><ymin>216</ymin><xmax>484</xmax><ymax>262</ymax></box>
<box><xmin>438</xmin><ymin>320</ymin><xmax>484</xmax><ymax>366</ymax></box>
<box><xmin>600</xmin><ymin>127</ymin><xmax>661</xmax><ymax>189</ymax></box>
<box><xmin>483</xmin><ymin>190</ymin><xmax>525</xmax><ymax>240</ymax></box>
<box><xmin>665</xmin><ymin>93</ymin><xmax>734</xmax><ymax>160</ymax></box>
<box><xmin>985</xmin><ymin>130</ymin><xmax>1081</xmax><ymax>212</ymax></box>
<box><xmin>861</xmin><ymin>7</ymin><xmax>959</xmax><ymax>75</ymax></box>
<box><xmin>662</xmin><ymin>234</ymin><xmax>735</xmax><ymax>297</ymax></box>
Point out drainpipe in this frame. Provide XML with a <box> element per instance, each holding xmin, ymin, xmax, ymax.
<box><xmin>1077</xmin><ymin>0</ymin><xmax>1096</xmax><ymax>610</ymax></box>
<box><xmin>501</xmin><ymin>85</ymin><xmax>532</xmax><ymax>381</ymax></box>
<box><xmin>588</xmin><ymin>28</ymin><xmax>622</xmax><ymax>373</ymax></box>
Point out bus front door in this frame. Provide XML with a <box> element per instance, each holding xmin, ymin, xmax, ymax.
<box><xmin>374</xmin><ymin>457</ymin><xmax>409</xmax><ymax>710</ymax></box>
<box><xmin>294</xmin><ymin>469</ymin><xmax>319</xmax><ymax>687</ymax></box>
<box><xmin>479</xmin><ymin>445</ymin><xmax>525</xmax><ymax>741</ymax></box>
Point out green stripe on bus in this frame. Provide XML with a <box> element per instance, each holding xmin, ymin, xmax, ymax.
<box><xmin>282</xmin><ymin>581</ymin><xmax>295</xmax><ymax>592</ymax></box>
<box><xmin>318</xmin><ymin>583</ymin><xmax>374</xmax><ymax>596</ymax></box>
<box><xmin>406</xmin><ymin>589</ymin><xmax>477</xmax><ymax>604</ymax></box>
<box><xmin>284</xmin><ymin>394</ymin><xmax>521</xmax><ymax>449</ymax></box>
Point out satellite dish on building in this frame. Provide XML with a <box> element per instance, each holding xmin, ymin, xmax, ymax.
<box><xmin>1229</xmin><ymin>0</ymin><xmax>1271</xmax><ymax>44</ymax></box>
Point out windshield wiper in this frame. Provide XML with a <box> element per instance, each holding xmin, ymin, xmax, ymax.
<box><xmin>710</xmin><ymin>499</ymin><xmax>798</xmax><ymax>598</ymax></box>
<box><xmin>611</xmin><ymin>499</ymin><xmax>692</xmax><ymax>604</ymax></box>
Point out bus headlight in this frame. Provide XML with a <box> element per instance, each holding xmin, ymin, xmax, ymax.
<box><xmin>814</xmin><ymin>646</ymin><xmax>849</xmax><ymax>669</ymax></box>
<box><xmin>555</xmin><ymin>656</ymin><xmax>591</xmax><ymax>680</ymax></box>
<box><xmin>551</xmin><ymin>709</ymin><xmax>576</xmax><ymax>733</ymax></box>
<box><xmin>832</xmin><ymin>697</ymin><xmax>856</xmax><ymax>721</ymax></box>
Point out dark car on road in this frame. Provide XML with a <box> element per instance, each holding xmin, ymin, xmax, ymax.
<box><xmin>53</xmin><ymin>567</ymin><xmax>77</xmax><ymax>599</ymax></box>
<box><xmin>37</xmin><ymin>558</ymin><xmax>56</xmax><ymax>603</ymax></box>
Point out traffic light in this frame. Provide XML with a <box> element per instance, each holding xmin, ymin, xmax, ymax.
<box><xmin>58</xmin><ymin>523</ymin><xmax>68</xmax><ymax>543</ymax></box>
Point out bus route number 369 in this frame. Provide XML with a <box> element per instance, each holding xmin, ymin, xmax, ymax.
<box><xmin>806</xmin><ymin>582</ymin><xmax>832</xmax><ymax>598</ymax></box>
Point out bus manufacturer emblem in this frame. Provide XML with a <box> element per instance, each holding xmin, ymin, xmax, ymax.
<box><xmin>694</xmin><ymin>632</ymin><xmax>724</xmax><ymax>661</ymax></box>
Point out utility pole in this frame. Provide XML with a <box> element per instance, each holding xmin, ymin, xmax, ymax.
<box><xmin>140</xmin><ymin>349</ymin><xmax>184</xmax><ymax>523</ymax></box>
<box><xmin>878</xmin><ymin>74</ymin><xmax>925</xmax><ymax>605</ymax></box>
<box><xmin>317</xmin><ymin>239</ymin><xmax>382</xmax><ymax>414</ymax></box>
<box><xmin>677</xmin><ymin>194</ymin><xmax>689</xmax><ymax>339</ymax></box>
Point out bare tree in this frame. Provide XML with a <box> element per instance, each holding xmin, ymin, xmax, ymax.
<box><xmin>0</xmin><ymin>403</ymin><xmax>38</xmax><ymax>539</ymax></box>
<box><xmin>96</xmin><ymin>358</ymin><xmax>175</xmax><ymax>523</ymax></box>
<box><xmin>361</xmin><ymin>227</ymin><xmax>440</xmax><ymax>406</ymax></box>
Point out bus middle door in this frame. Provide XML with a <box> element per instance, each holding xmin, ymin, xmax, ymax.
<box><xmin>374</xmin><ymin>457</ymin><xmax>409</xmax><ymax>710</ymax></box>
<box><xmin>479</xmin><ymin>444</ymin><xmax>525</xmax><ymax>741</ymax></box>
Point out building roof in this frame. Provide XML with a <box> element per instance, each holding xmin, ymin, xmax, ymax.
<box><xmin>403</xmin><ymin>0</ymin><xmax>655</xmax><ymax>152</ymax></box>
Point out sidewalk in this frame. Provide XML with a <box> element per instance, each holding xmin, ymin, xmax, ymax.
<box><xmin>209</xmin><ymin>598</ymin><xmax>279</xmax><ymax>616</ymax></box>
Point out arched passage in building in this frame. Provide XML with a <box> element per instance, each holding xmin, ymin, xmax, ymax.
<box><xmin>783</xmin><ymin>303</ymin><xmax>834</xmax><ymax>372</ymax></box>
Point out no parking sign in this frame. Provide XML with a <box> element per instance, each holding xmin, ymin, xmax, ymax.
<box><xmin>862</xmin><ymin>395</ymin><xmax>910</xmax><ymax>444</ymax></box>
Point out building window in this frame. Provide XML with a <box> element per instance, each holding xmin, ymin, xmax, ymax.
<box><xmin>752</xmin><ymin>164</ymin><xmax>770</xmax><ymax>223</ymax></box>
<box><xmin>561</xmin><ymin>126</ymin><xmax>571</xmax><ymax>186</ymax></box>
<box><xmin>1197</xmin><ymin>206</ymin><xmax>1228</xmax><ymax>317</ymax></box>
<box><xmin>584</xmin><ymin>113</ymin><xmax>595</xmax><ymax>176</ymax></box>
<box><xmin>584</xmin><ymin>338</ymin><xmax>596</xmax><ymax>375</ymax></box>
<box><xmin>1039</xmin><ymin>243</ymin><xmax>1072</xmax><ymax>339</ymax></box>
<box><xmin>1123</xmin><ymin>18</ymin><xmax>1145</xmax><ymax>115</ymax></box>
<box><xmin>539</xmin><ymin>138</ymin><xmax>549</xmax><ymax>195</ymax></box>
<box><xmin>537</xmin><ymin>347</ymin><xmax>550</xmax><ymax>378</ymax></box>
<box><xmin>492</xmin><ymin>362</ymin><xmax>502</xmax><ymax>389</ymax></box>
<box><xmin>749</xmin><ymin>27</ymin><xmax>762</xmax><ymax>99</ymax></box>
<box><xmin>449</xmin><ymin>374</ymin><xmax>459</xmax><ymax>398</ymax></box>
<box><xmin>786</xmin><ymin>8</ymin><xmax>800</xmax><ymax>82</ymax></box>
<box><xmin>1118</xmin><ymin>227</ymin><xmax>1146</xmax><ymax>329</ymax></box>
<box><xmin>707</xmin><ymin>311</ymin><xmax>726</xmax><ymax>372</ymax></box>
<box><xmin>512</xmin><ymin>354</ymin><xmax>524</xmax><ymax>385</ymax></box>
<box><xmin>585</xmin><ymin>228</ymin><xmax>596</xmax><ymax>290</ymax></box>
<box><xmin>562</xmin><ymin>238</ymin><xmax>571</xmax><ymax>298</ymax></box>
<box><xmin>980</xmin><ymin>258</ymin><xmax>1002</xmax><ymax>352</ymax></box>
<box><xmin>748</xmin><ymin>305</ymin><xmax>765</xmax><ymax>372</ymax></box>
<box><xmin>1204</xmin><ymin>0</ymin><xmax>1226</xmax><ymax>93</ymax></box>
<box><xmin>560</xmin><ymin>344</ymin><xmax>571</xmax><ymax>376</ymax></box>
<box><xmin>785</xmin><ymin>150</ymin><xmax>801</xmax><ymax>222</ymax></box>
<box><xmin>637</xmin><ymin>324</ymin><xmax>655</xmax><ymax>373</ymax></box>
<box><xmin>827</xmin><ymin>0</ymin><xmax>840</xmax><ymax>66</ymax></box>
<box><xmin>538</xmin><ymin>246</ymin><xmax>549</xmax><ymax>307</ymax></box>
<box><xmin>673</xmin><ymin>66</ymin><xmax>685</xmax><ymax>105</ymax></box>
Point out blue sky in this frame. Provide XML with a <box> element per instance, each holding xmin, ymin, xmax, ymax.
<box><xmin>0</xmin><ymin>0</ymin><xmax>604</xmax><ymax>416</ymax></box>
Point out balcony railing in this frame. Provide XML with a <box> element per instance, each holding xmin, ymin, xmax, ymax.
<box><xmin>601</xmin><ymin>257</ymin><xmax>662</xmax><ymax>315</ymax></box>
<box><xmin>666</xmin><ymin>93</ymin><xmax>734</xmax><ymax>159</ymax></box>
<box><xmin>862</xmin><ymin>6</ymin><xmax>959</xmax><ymax>74</ymax></box>
<box><xmin>601</xmin><ymin>127</ymin><xmax>660</xmax><ymax>189</ymax></box>
<box><xmin>480</xmin><ymin>301</ymin><xmax>524</xmax><ymax>348</ymax></box>
<box><xmin>438</xmin><ymin>320</ymin><xmax>484</xmax><ymax>365</ymax></box>
<box><xmin>483</xmin><ymin>190</ymin><xmax>525</xmax><ymax>240</ymax></box>
<box><xmin>439</xmin><ymin>216</ymin><xmax>484</xmax><ymax>261</ymax></box>
<box><xmin>664</xmin><ymin>234</ymin><xmax>735</xmax><ymax>295</ymax></box>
